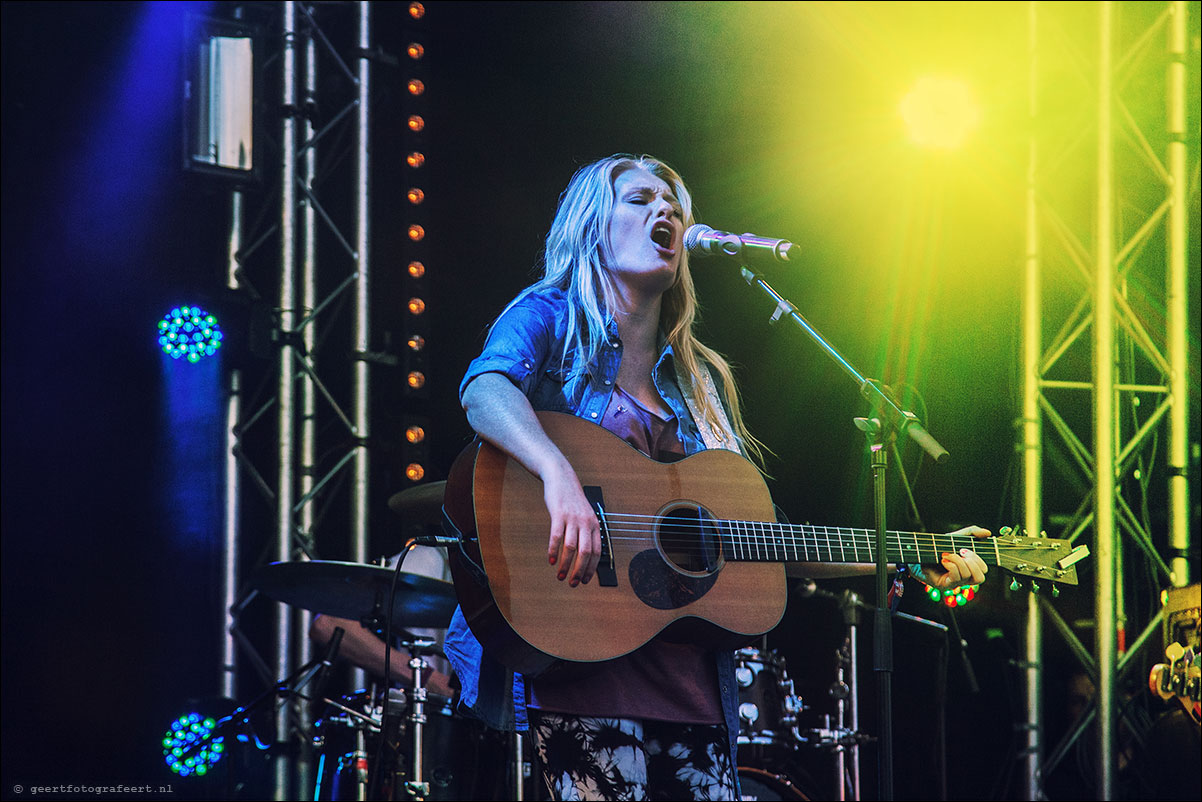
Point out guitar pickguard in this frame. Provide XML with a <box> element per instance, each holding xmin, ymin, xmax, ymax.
<box><xmin>628</xmin><ymin>549</ymin><xmax>719</xmax><ymax>610</ymax></box>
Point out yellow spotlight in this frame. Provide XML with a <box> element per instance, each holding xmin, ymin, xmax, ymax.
<box><xmin>407</xmin><ymin>79</ymin><xmax>425</xmax><ymax>96</ymax></box>
<box><xmin>405</xmin><ymin>425</ymin><xmax>426</xmax><ymax>444</ymax></box>
<box><xmin>407</xmin><ymin>115</ymin><xmax>425</xmax><ymax>133</ymax></box>
<box><xmin>407</xmin><ymin>151</ymin><xmax>426</xmax><ymax>168</ymax></box>
<box><xmin>407</xmin><ymin>260</ymin><xmax>426</xmax><ymax>278</ymax></box>
<box><xmin>407</xmin><ymin>187</ymin><xmax>425</xmax><ymax>205</ymax></box>
<box><xmin>408</xmin><ymin>2</ymin><xmax>425</xmax><ymax>20</ymax></box>
<box><xmin>407</xmin><ymin>334</ymin><xmax>426</xmax><ymax>352</ymax></box>
<box><xmin>899</xmin><ymin>76</ymin><xmax>981</xmax><ymax>150</ymax></box>
<box><xmin>407</xmin><ymin>224</ymin><xmax>425</xmax><ymax>241</ymax></box>
<box><xmin>405</xmin><ymin>463</ymin><xmax>425</xmax><ymax>481</ymax></box>
<box><xmin>407</xmin><ymin>43</ymin><xmax>424</xmax><ymax>60</ymax></box>
<box><xmin>407</xmin><ymin>297</ymin><xmax>426</xmax><ymax>315</ymax></box>
<box><xmin>407</xmin><ymin>371</ymin><xmax>426</xmax><ymax>389</ymax></box>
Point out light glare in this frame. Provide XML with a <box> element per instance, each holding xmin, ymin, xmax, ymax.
<box><xmin>899</xmin><ymin>76</ymin><xmax>981</xmax><ymax>150</ymax></box>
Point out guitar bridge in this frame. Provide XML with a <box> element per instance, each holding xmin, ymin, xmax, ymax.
<box><xmin>584</xmin><ymin>486</ymin><xmax>618</xmax><ymax>587</ymax></box>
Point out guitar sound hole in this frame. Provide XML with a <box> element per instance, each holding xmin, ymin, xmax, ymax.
<box><xmin>658</xmin><ymin>504</ymin><xmax>723</xmax><ymax>574</ymax></box>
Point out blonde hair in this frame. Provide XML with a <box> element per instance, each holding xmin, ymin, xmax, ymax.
<box><xmin>514</xmin><ymin>154</ymin><xmax>765</xmax><ymax>466</ymax></box>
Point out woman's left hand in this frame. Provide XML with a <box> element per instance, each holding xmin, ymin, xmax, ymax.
<box><xmin>915</xmin><ymin>525</ymin><xmax>992</xmax><ymax>590</ymax></box>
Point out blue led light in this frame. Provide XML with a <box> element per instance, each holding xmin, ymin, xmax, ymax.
<box><xmin>162</xmin><ymin>712</ymin><xmax>225</xmax><ymax>776</ymax></box>
<box><xmin>158</xmin><ymin>305</ymin><xmax>223</xmax><ymax>363</ymax></box>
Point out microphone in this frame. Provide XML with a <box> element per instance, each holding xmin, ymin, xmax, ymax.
<box><xmin>311</xmin><ymin>626</ymin><xmax>345</xmax><ymax>696</ymax></box>
<box><xmin>684</xmin><ymin>224</ymin><xmax>798</xmax><ymax>264</ymax></box>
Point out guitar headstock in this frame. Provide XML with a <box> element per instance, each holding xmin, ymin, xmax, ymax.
<box><xmin>994</xmin><ymin>526</ymin><xmax>1090</xmax><ymax>591</ymax></box>
<box><xmin>1149</xmin><ymin>643</ymin><xmax>1202</xmax><ymax>725</ymax></box>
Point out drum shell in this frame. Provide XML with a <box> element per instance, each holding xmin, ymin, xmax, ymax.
<box><xmin>737</xmin><ymin>767</ymin><xmax>810</xmax><ymax>800</ymax></box>
<box><xmin>734</xmin><ymin>647</ymin><xmax>803</xmax><ymax>765</ymax></box>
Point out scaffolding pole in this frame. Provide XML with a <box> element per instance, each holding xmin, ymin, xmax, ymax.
<box><xmin>222</xmin><ymin>189</ymin><xmax>244</xmax><ymax>703</ymax></box>
<box><xmin>1021</xmin><ymin>7</ymin><xmax>1044</xmax><ymax>799</ymax></box>
<box><xmin>1092</xmin><ymin>8</ymin><xmax>1118</xmax><ymax>797</ymax></box>
<box><xmin>274</xmin><ymin>3</ymin><xmax>299</xmax><ymax>796</ymax></box>
<box><xmin>1023</xmin><ymin>2</ymin><xmax>1194</xmax><ymax>798</ymax></box>
<box><xmin>353</xmin><ymin>0</ymin><xmax>371</xmax><ymax>569</ymax></box>
<box><xmin>1166</xmin><ymin>1</ymin><xmax>1191</xmax><ymax>589</ymax></box>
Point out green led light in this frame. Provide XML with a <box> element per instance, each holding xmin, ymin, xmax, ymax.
<box><xmin>162</xmin><ymin>710</ymin><xmax>225</xmax><ymax>776</ymax></box>
<box><xmin>158</xmin><ymin>305</ymin><xmax>223</xmax><ymax>362</ymax></box>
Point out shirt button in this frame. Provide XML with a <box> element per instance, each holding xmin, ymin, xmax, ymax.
<box><xmin>590</xmin><ymin>412</ymin><xmax>598</xmax><ymax>418</ymax></box>
<box><xmin>603</xmin><ymin>379</ymin><xmax>612</xmax><ymax>386</ymax></box>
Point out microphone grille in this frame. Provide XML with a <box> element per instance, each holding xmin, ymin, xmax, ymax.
<box><xmin>683</xmin><ymin>224</ymin><xmax>713</xmax><ymax>251</ymax></box>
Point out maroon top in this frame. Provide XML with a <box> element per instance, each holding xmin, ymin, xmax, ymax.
<box><xmin>526</xmin><ymin>385</ymin><xmax>724</xmax><ymax>724</ymax></box>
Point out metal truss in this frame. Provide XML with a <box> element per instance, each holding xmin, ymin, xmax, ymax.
<box><xmin>212</xmin><ymin>2</ymin><xmax>380</xmax><ymax>797</ymax></box>
<box><xmin>1021</xmin><ymin>2</ymin><xmax>1197</xmax><ymax>799</ymax></box>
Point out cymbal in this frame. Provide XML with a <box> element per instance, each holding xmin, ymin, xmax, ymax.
<box><xmin>253</xmin><ymin>560</ymin><xmax>457</xmax><ymax>630</ymax></box>
<box><xmin>387</xmin><ymin>480</ymin><xmax>447</xmax><ymax>525</ymax></box>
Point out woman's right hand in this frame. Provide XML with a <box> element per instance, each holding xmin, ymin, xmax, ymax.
<box><xmin>541</xmin><ymin>461</ymin><xmax>602</xmax><ymax>587</ymax></box>
<box><xmin>462</xmin><ymin>373</ymin><xmax>602</xmax><ymax>588</ymax></box>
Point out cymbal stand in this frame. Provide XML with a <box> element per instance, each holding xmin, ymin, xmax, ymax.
<box><xmin>349</xmin><ymin>685</ymin><xmax>377</xmax><ymax>802</ymax></box>
<box><xmin>834</xmin><ymin>589</ymin><xmax>862</xmax><ymax>801</ymax></box>
<box><xmin>797</xmin><ymin>588</ymin><xmax>870</xmax><ymax>801</ymax></box>
<box><xmin>401</xmin><ymin>636</ymin><xmax>436</xmax><ymax>801</ymax></box>
<box><xmin>513</xmin><ymin>731</ymin><xmax>526</xmax><ymax>801</ymax></box>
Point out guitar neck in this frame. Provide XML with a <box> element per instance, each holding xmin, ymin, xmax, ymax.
<box><xmin>719</xmin><ymin>521</ymin><xmax>999</xmax><ymax>567</ymax></box>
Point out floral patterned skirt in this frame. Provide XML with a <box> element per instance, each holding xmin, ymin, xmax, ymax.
<box><xmin>528</xmin><ymin>711</ymin><xmax>737</xmax><ymax>801</ymax></box>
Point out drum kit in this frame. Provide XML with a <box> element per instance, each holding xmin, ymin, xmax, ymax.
<box><xmin>731</xmin><ymin>631</ymin><xmax>870</xmax><ymax>802</ymax></box>
<box><xmin>245</xmin><ymin>481</ymin><xmax>866</xmax><ymax>801</ymax></box>
<box><xmin>254</xmin><ymin>557</ymin><xmax>498</xmax><ymax>801</ymax></box>
<box><xmin>244</xmin><ymin>481</ymin><xmax>514</xmax><ymax>801</ymax></box>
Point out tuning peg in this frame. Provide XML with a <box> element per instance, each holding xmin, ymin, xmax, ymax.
<box><xmin>1000</xmin><ymin>526</ymin><xmax>1013</xmax><ymax>536</ymax></box>
<box><xmin>1031</xmin><ymin>581</ymin><xmax>1041</xmax><ymax>594</ymax></box>
<box><xmin>1051</xmin><ymin>585</ymin><xmax>1060</xmax><ymax>598</ymax></box>
<box><xmin>1010</xmin><ymin>578</ymin><xmax>1022</xmax><ymax>592</ymax></box>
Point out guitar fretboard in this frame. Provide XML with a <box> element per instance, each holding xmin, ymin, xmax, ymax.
<box><xmin>719</xmin><ymin>521</ymin><xmax>1000</xmax><ymax>566</ymax></box>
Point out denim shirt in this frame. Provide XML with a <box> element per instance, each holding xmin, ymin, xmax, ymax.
<box><xmin>446</xmin><ymin>285</ymin><xmax>745</xmax><ymax>775</ymax></box>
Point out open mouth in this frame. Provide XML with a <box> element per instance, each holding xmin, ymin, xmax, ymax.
<box><xmin>650</xmin><ymin>221</ymin><xmax>674</xmax><ymax>250</ymax></box>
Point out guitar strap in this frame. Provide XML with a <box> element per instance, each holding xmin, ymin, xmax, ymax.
<box><xmin>674</xmin><ymin>361</ymin><xmax>741</xmax><ymax>454</ymax></box>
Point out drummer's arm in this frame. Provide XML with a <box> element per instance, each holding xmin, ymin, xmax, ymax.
<box><xmin>310</xmin><ymin>614</ymin><xmax>456</xmax><ymax>698</ymax></box>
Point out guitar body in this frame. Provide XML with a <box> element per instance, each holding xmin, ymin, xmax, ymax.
<box><xmin>444</xmin><ymin>411</ymin><xmax>787</xmax><ymax>675</ymax></box>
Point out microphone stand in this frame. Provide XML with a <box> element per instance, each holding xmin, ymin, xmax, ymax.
<box><xmin>733</xmin><ymin>265</ymin><xmax>949</xmax><ymax>801</ymax></box>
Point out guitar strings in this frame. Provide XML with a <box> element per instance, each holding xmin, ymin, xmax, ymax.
<box><xmin>584</xmin><ymin>530</ymin><xmax>1026</xmax><ymax>556</ymax></box>
<box><xmin>585</xmin><ymin>512</ymin><xmax>1056</xmax><ymax>554</ymax></box>
<box><xmin>560</xmin><ymin>527</ymin><xmax>1062</xmax><ymax>571</ymax></box>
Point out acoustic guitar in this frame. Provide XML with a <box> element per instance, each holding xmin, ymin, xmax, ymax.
<box><xmin>443</xmin><ymin>412</ymin><xmax>1089</xmax><ymax>676</ymax></box>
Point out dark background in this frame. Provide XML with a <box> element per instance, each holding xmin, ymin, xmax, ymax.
<box><xmin>2</xmin><ymin>2</ymin><xmax>1198</xmax><ymax>800</ymax></box>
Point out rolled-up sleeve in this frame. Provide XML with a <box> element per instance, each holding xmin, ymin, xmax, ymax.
<box><xmin>458</xmin><ymin>289</ymin><xmax>561</xmax><ymax>402</ymax></box>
